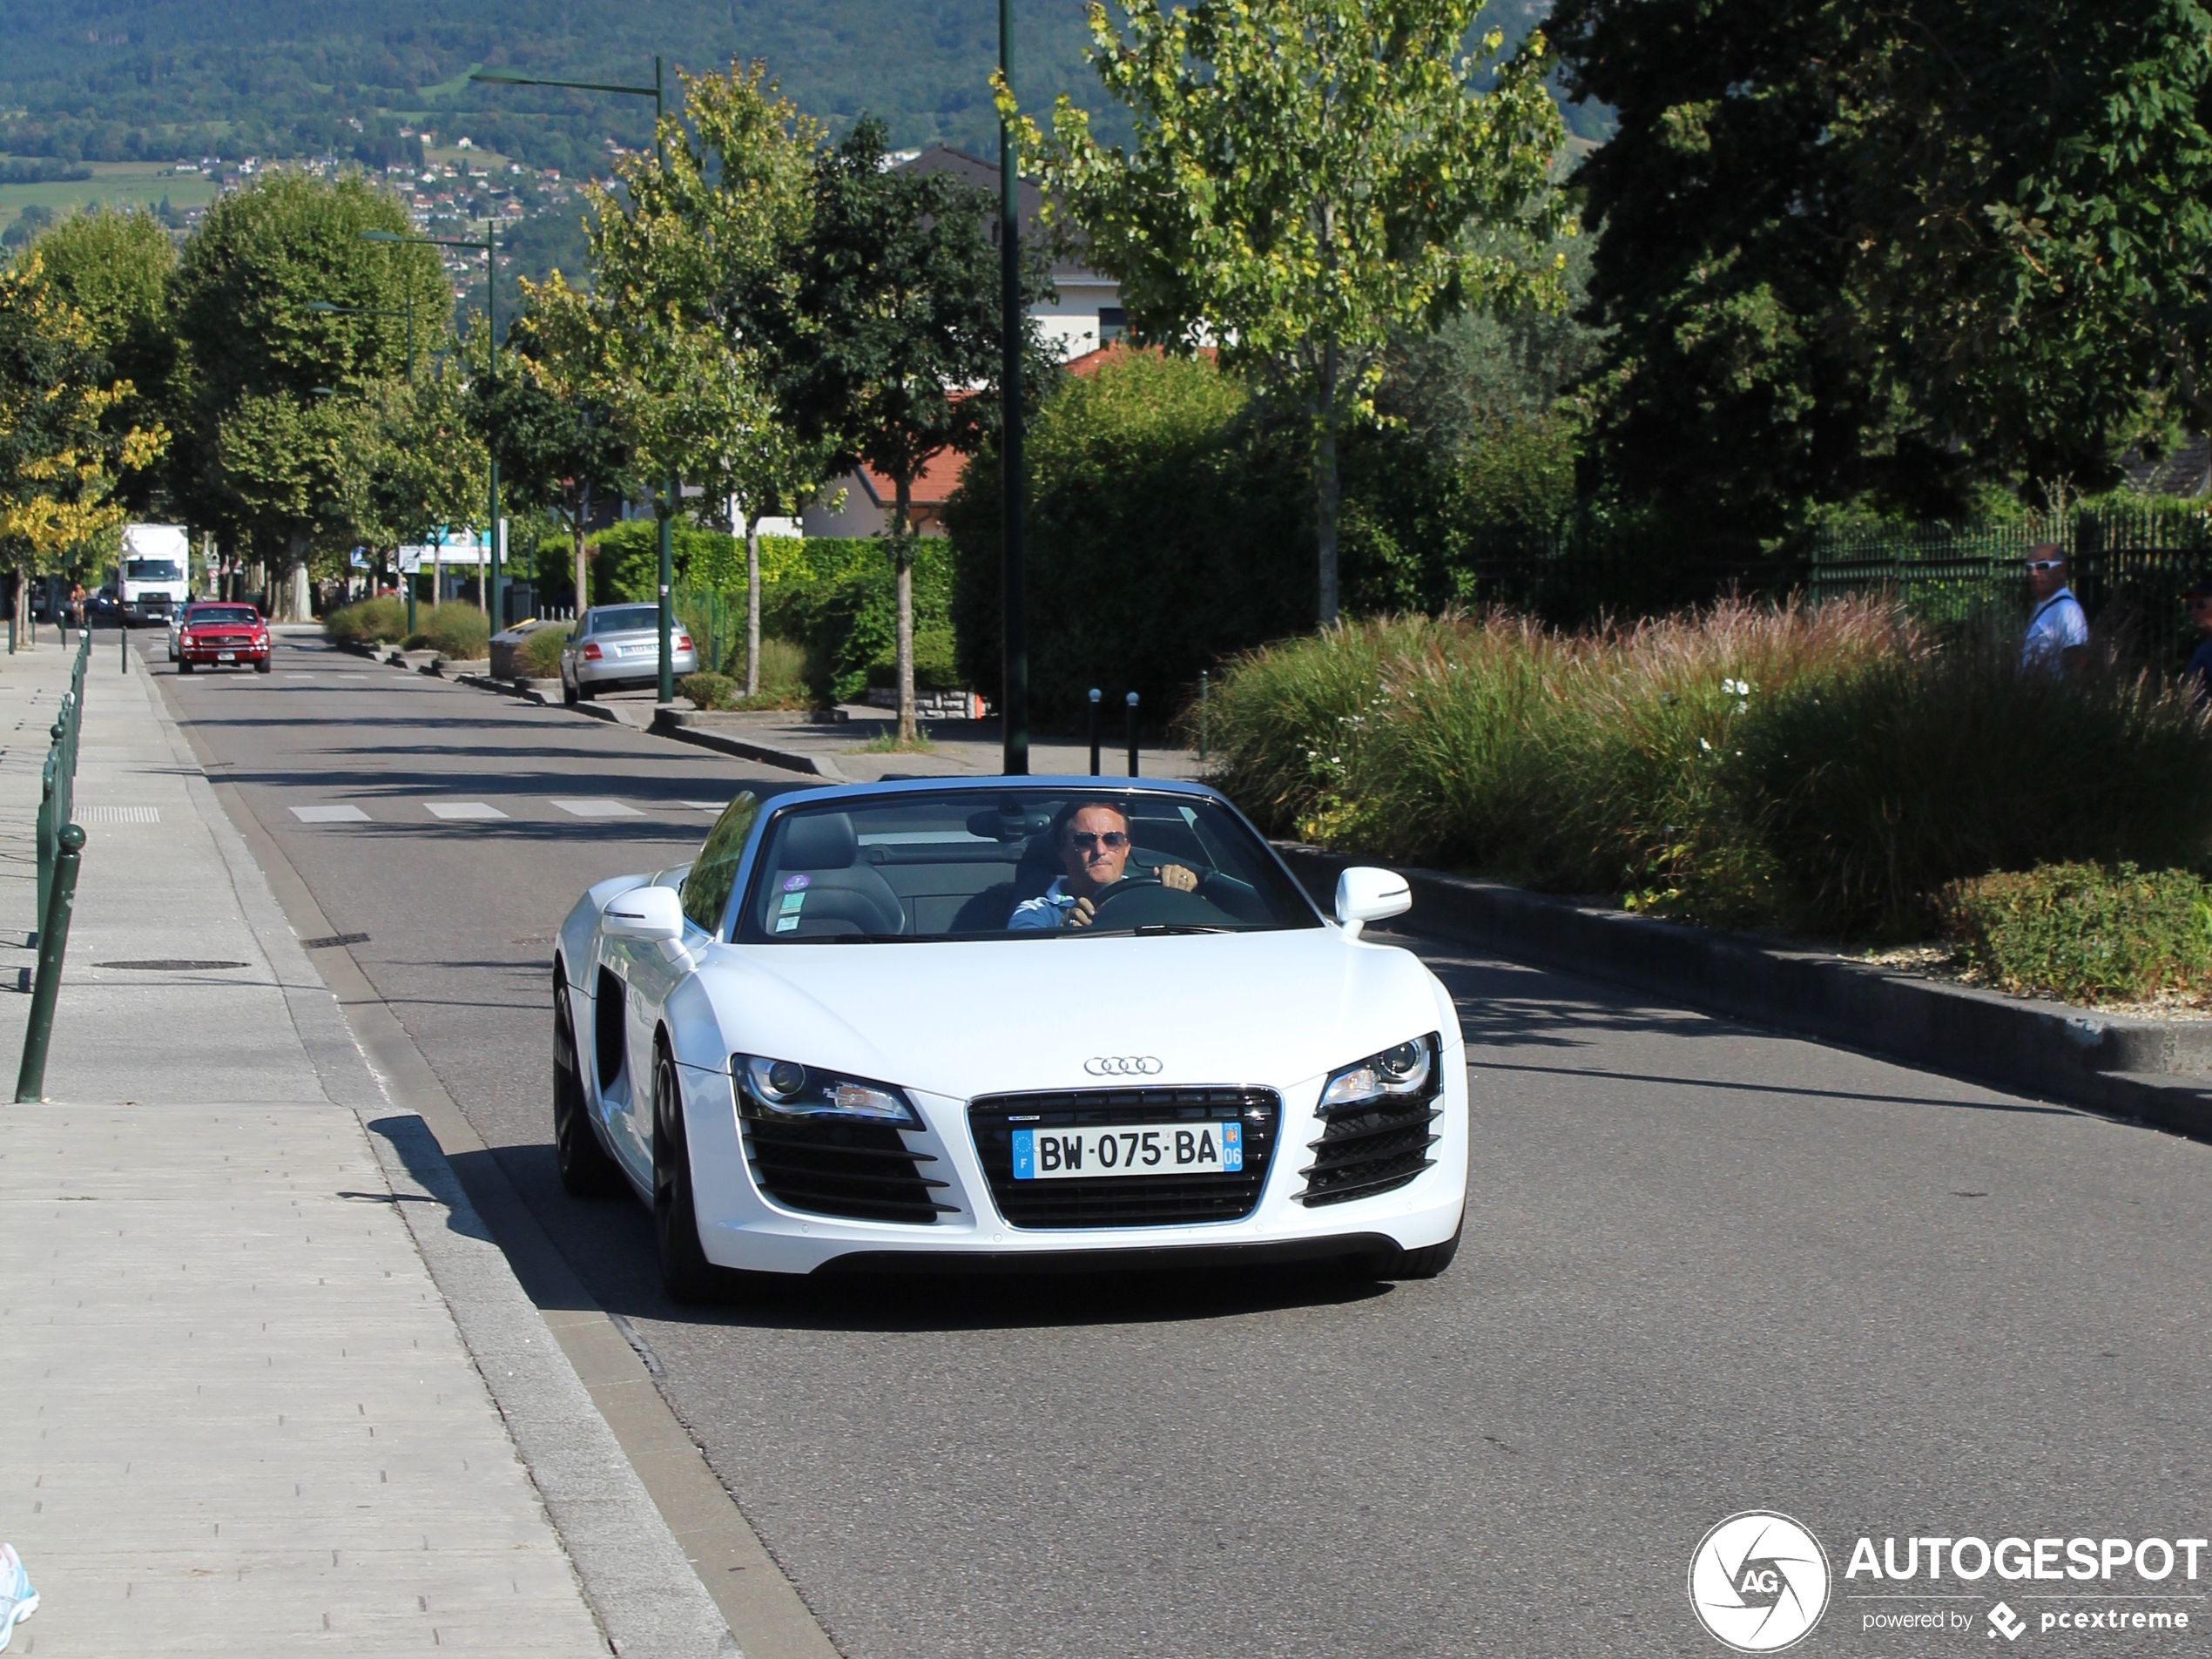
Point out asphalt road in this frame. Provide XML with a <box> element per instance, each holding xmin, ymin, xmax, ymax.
<box><xmin>152</xmin><ymin>631</ymin><xmax>2212</xmax><ymax>1658</ymax></box>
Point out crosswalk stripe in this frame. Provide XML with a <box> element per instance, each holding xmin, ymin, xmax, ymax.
<box><xmin>291</xmin><ymin>805</ymin><xmax>369</xmax><ymax>823</ymax></box>
<box><xmin>425</xmin><ymin>801</ymin><xmax>508</xmax><ymax>820</ymax></box>
<box><xmin>678</xmin><ymin>800</ymin><xmax>730</xmax><ymax>811</ymax></box>
<box><xmin>551</xmin><ymin>799</ymin><xmax>644</xmax><ymax>819</ymax></box>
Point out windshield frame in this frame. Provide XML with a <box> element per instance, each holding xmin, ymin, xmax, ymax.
<box><xmin>719</xmin><ymin>779</ymin><xmax>1322</xmax><ymax>945</ymax></box>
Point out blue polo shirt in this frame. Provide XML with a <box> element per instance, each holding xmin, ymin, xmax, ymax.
<box><xmin>2187</xmin><ymin>635</ymin><xmax>2212</xmax><ymax>702</ymax></box>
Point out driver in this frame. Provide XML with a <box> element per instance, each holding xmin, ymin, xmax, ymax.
<box><xmin>1008</xmin><ymin>801</ymin><xmax>1197</xmax><ymax>930</ymax></box>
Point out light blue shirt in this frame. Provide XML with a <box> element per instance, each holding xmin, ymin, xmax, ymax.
<box><xmin>2021</xmin><ymin>587</ymin><xmax>2087</xmax><ymax>672</ymax></box>
<box><xmin>1008</xmin><ymin>878</ymin><xmax>1076</xmax><ymax>931</ymax></box>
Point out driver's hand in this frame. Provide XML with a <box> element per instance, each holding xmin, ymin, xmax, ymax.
<box><xmin>1160</xmin><ymin>864</ymin><xmax>1198</xmax><ymax>892</ymax></box>
<box><xmin>1063</xmin><ymin>896</ymin><xmax>1097</xmax><ymax>929</ymax></box>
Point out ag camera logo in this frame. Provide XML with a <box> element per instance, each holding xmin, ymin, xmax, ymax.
<box><xmin>1689</xmin><ymin>1511</ymin><xmax>1832</xmax><ymax>1652</ymax></box>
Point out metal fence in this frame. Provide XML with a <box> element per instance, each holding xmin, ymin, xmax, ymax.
<box><xmin>34</xmin><ymin>630</ymin><xmax>91</xmax><ymax>933</ymax></box>
<box><xmin>1804</xmin><ymin>506</ymin><xmax>2212</xmax><ymax>662</ymax></box>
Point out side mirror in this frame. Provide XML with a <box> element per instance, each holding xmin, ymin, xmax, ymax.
<box><xmin>604</xmin><ymin>884</ymin><xmax>685</xmax><ymax>942</ymax></box>
<box><xmin>1334</xmin><ymin>867</ymin><xmax>1411</xmax><ymax>941</ymax></box>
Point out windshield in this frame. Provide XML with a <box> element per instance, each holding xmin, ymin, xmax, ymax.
<box><xmin>731</xmin><ymin>788</ymin><xmax>1318</xmax><ymax>942</ymax></box>
<box><xmin>590</xmin><ymin>606</ymin><xmax>658</xmax><ymax>635</ymax></box>
<box><xmin>124</xmin><ymin>560</ymin><xmax>184</xmax><ymax>582</ymax></box>
<box><xmin>186</xmin><ymin>606</ymin><xmax>259</xmax><ymax>625</ymax></box>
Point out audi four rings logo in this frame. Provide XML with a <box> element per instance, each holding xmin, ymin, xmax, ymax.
<box><xmin>1084</xmin><ymin>1055</ymin><xmax>1163</xmax><ymax>1076</ymax></box>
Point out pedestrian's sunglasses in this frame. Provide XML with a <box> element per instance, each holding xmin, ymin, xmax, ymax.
<box><xmin>1068</xmin><ymin>830</ymin><xmax>1130</xmax><ymax>850</ymax></box>
<box><xmin>2025</xmin><ymin>558</ymin><xmax>2066</xmax><ymax>573</ymax></box>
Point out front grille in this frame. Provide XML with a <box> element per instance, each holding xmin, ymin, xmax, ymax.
<box><xmin>197</xmin><ymin>633</ymin><xmax>252</xmax><ymax>648</ymax></box>
<box><xmin>968</xmin><ymin>1088</ymin><xmax>1279</xmax><ymax>1229</ymax></box>
<box><xmin>1296</xmin><ymin>1086</ymin><xmax>1441</xmax><ymax>1207</ymax></box>
<box><xmin>743</xmin><ymin>1117</ymin><xmax>954</xmax><ymax>1224</ymax></box>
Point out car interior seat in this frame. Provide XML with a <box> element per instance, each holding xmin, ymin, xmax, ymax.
<box><xmin>764</xmin><ymin>812</ymin><xmax>907</xmax><ymax>937</ymax></box>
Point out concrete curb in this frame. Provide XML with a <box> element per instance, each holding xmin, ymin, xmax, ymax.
<box><xmin>361</xmin><ymin>1112</ymin><xmax>741</xmax><ymax>1659</ymax></box>
<box><xmin>1274</xmin><ymin>843</ymin><xmax>2212</xmax><ymax>1139</ymax></box>
<box><xmin>651</xmin><ymin>712</ymin><xmax>851</xmax><ymax>782</ymax></box>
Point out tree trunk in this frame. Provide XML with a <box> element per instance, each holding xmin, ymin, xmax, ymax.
<box><xmin>894</xmin><ymin>475</ymin><xmax>916</xmax><ymax>743</ymax></box>
<box><xmin>572</xmin><ymin>521</ymin><xmax>589</xmax><ymax>618</ymax></box>
<box><xmin>745</xmin><ymin>513</ymin><xmax>763</xmax><ymax>697</ymax></box>
<box><xmin>1315</xmin><ymin>336</ymin><xmax>1341</xmax><ymax>626</ymax></box>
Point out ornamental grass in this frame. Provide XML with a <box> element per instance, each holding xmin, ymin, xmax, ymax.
<box><xmin>1199</xmin><ymin>599</ymin><xmax>2212</xmax><ymax>941</ymax></box>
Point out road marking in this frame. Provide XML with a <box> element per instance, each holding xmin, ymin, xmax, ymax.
<box><xmin>84</xmin><ymin>806</ymin><xmax>160</xmax><ymax>824</ymax></box>
<box><xmin>550</xmin><ymin>799</ymin><xmax>644</xmax><ymax>819</ymax></box>
<box><xmin>290</xmin><ymin>805</ymin><xmax>370</xmax><ymax>823</ymax></box>
<box><xmin>679</xmin><ymin>800</ymin><xmax>730</xmax><ymax>811</ymax></box>
<box><xmin>424</xmin><ymin>801</ymin><xmax>509</xmax><ymax>820</ymax></box>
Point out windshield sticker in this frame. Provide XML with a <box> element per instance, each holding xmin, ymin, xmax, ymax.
<box><xmin>776</xmin><ymin>888</ymin><xmax>806</xmax><ymax>932</ymax></box>
<box><xmin>782</xmin><ymin>873</ymin><xmax>810</xmax><ymax>892</ymax></box>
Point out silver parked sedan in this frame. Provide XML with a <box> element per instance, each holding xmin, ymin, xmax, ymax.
<box><xmin>559</xmin><ymin>604</ymin><xmax>698</xmax><ymax>704</ymax></box>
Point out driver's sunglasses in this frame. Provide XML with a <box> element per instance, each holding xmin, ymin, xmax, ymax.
<box><xmin>2026</xmin><ymin>559</ymin><xmax>2067</xmax><ymax>574</ymax></box>
<box><xmin>1069</xmin><ymin>831</ymin><xmax>1130</xmax><ymax>851</ymax></box>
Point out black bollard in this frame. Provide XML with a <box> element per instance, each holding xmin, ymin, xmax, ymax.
<box><xmin>1126</xmin><ymin>691</ymin><xmax>1139</xmax><ymax>777</ymax></box>
<box><xmin>17</xmin><ymin>822</ymin><xmax>85</xmax><ymax>1102</ymax></box>
<box><xmin>1088</xmin><ymin>688</ymin><xmax>1102</xmax><ymax>776</ymax></box>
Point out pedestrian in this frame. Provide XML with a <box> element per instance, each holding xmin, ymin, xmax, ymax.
<box><xmin>67</xmin><ymin>581</ymin><xmax>85</xmax><ymax>640</ymax></box>
<box><xmin>2184</xmin><ymin>581</ymin><xmax>2212</xmax><ymax>704</ymax></box>
<box><xmin>2020</xmin><ymin>543</ymin><xmax>2088</xmax><ymax>676</ymax></box>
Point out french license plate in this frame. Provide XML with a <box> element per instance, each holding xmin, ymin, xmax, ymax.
<box><xmin>1012</xmin><ymin>1122</ymin><xmax>1243</xmax><ymax>1180</ymax></box>
<box><xmin>217</xmin><ymin>651</ymin><xmax>236</xmax><ymax>662</ymax></box>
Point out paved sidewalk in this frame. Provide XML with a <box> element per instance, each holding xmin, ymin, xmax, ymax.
<box><xmin>0</xmin><ymin>638</ymin><xmax>731</xmax><ymax>1656</ymax></box>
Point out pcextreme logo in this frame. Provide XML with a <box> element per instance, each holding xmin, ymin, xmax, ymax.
<box><xmin>1689</xmin><ymin>1511</ymin><xmax>1832</xmax><ymax>1653</ymax></box>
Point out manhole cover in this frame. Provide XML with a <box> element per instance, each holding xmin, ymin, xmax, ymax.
<box><xmin>97</xmin><ymin>960</ymin><xmax>250</xmax><ymax>971</ymax></box>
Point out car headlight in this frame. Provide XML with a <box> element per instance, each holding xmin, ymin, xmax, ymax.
<box><xmin>734</xmin><ymin>1055</ymin><xmax>920</xmax><ymax>1126</ymax></box>
<box><xmin>1318</xmin><ymin>1035</ymin><xmax>1439</xmax><ymax>1112</ymax></box>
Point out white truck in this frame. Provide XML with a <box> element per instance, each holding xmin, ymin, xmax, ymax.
<box><xmin>113</xmin><ymin>524</ymin><xmax>192</xmax><ymax>625</ymax></box>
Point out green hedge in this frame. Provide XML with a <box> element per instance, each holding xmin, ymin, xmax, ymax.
<box><xmin>1942</xmin><ymin>863</ymin><xmax>2212</xmax><ymax>1005</ymax></box>
<box><xmin>323</xmin><ymin>596</ymin><xmax>408</xmax><ymax>644</ymax></box>
<box><xmin>947</xmin><ymin>350</ymin><xmax>1312</xmax><ymax>728</ymax></box>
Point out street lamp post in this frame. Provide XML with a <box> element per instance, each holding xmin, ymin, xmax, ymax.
<box><xmin>473</xmin><ymin>58</ymin><xmax>680</xmax><ymax>702</ymax></box>
<box><xmin>999</xmin><ymin>0</ymin><xmax>1029</xmax><ymax>776</ymax></box>
<box><xmin>361</xmin><ymin>226</ymin><xmax>505</xmax><ymax>627</ymax></box>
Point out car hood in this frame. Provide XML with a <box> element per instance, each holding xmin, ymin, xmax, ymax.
<box><xmin>688</xmin><ymin>925</ymin><xmax>1451</xmax><ymax>1101</ymax></box>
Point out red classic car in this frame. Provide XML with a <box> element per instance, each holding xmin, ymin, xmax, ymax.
<box><xmin>175</xmin><ymin>603</ymin><xmax>271</xmax><ymax>673</ymax></box>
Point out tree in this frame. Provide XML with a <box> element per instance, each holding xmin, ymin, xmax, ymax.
<box><xmin>476</xmin><ymin>354</ymin><xmax>627</xmax><ymax>613</ymax></box>
<box><xmin>352</xmin><ymin>374</ymin><xmax>489</xmax><ymax>597</ymax></box>
<box><xmin>787</xmin><ymin>117</ymin><xmax>1047</xmax><ymax>738</ymax></box>
<box><xmin>28</xmin><ymin>207</ymin><xmax>177</xmax><ymax>513</ymax></box>
<box><xmin>1008</xmin><ymin>0</ymin><xmax>1569</xmax><ymax>622</ymax></box>
<box><xmin>170</xmin><ymin>171</ymin><xmax>448</xmax><ymax>612</ymax></box>
<box><xmin>521</xmin><ymin>62</ymin><xmax>818</xmax><ymax>683</ymax></box>
<box><xmin>0</xmin><ymin>252</ymin><xmax>167</xmax><ymax>628</ymax></box>
<box><xmin>1549</xmin><ymin>0</ymin><xmax>2212</xmax><ymax>523</ymax></box>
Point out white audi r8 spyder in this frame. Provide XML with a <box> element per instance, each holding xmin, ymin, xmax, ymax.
<box><xmin>553</xmin><ymin>777</ymin><xmax>1467</xmax><ymax>1299</ymax></box>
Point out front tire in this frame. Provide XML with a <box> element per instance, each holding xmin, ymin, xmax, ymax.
<box><xmin>254</xmin><ymin>655</ymin><xmax>273</xmax><ymax>674</ymax></box>
<box><xmin>651</xmin><ymin>1038</ymin><xmax>721</xmax><ymax>1304</ymax></box>
<box><xmin>553</xmin><ymin>972</ymin><xmax>622</xmax><ymax>1197</ymax></box>
<box><xmin>178</xmin><ymin>658</ymin><xmax>194</xmax><ymax>675</ymax></box>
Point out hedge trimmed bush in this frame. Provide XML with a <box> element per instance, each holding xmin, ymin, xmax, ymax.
<box><xmin>324</xmin><ymin>596</ymin><xmax>408</xmax><ymax>644</ymax></box>
<box><xmin>679</xmin><ymin>671</ymin><xmax>737</xmax><ymax>711</ymax></box>
<box><xmin>420</xmin><ymin>604</ymin><xmax>489</xmax><ymax>663</ymax></box>
<box><xmin>1942</xmin><ymin>864</ymin><xmax>2212</xmax><ymax>1005</ymax></box>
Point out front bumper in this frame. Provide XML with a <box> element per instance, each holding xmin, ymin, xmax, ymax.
<box><xmin>673</xmin><ymin>1052</ymin><xmax>1469</xmax><ymax>1277</ymax></box>
<box><xmin>181</xmin><ymin>641</ymin><xmax>268</xmax><ymax>664</ymax></box>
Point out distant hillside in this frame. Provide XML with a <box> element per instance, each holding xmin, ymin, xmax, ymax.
<box><xmin>0</xmin><ymin>0</ymin><xmax>1599</xmax><ymax>179</ymax></box>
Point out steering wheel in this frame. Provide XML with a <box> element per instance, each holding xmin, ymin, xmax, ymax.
<box><xmin>1081</xmin><ymin>874</ymin><xmax>1163</xmax><ymax>926</ymax></box>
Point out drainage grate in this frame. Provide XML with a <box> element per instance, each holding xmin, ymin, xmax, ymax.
<box><xmin>300</xmin><ymin>932</ymin><xmax>369</xmax><ymax>949</ymax></box>
<box><xmin>97</xmin><ymin>960</ymin><xmax>250</xmax><ymax>971</ymax></box>
<box><xmin>83</xmin><ymin>806</ymin><xmax>159</xmax><ymax>824</ymax></box>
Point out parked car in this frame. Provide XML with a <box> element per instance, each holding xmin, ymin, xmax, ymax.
<box><xmin>175</xmin><ymin>603</ymin><xmax>271</xmax><ymax>674</ymax></box>
<box><xmin>553</xmin><ymin>777</ymin><xmax>1466</xmax><ymax>1300</ymax></box>
<box><xmin>557</xmin><ymin>604</ymin><xmax>697</xmax><ymax>704</ymax></box>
